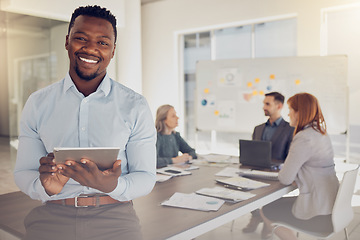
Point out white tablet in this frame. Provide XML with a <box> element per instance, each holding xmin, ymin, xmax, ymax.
<box><xmin>53</xmin><ymin>147</ymin><xmax>120</xmax><ymax>170</ymax></box>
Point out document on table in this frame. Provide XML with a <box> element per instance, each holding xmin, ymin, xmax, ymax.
<box><xmin>156</xmin><ymin>174</ymin><xmax>173</xmax><ymax>182</ymax></box>
<box><xmin>216</xmin><ymin>176</ymin><xmax>270</xmax><ymax>190</ymax></box>
<box><xmin>215</xmin><ymin>167</ymin><xmax>240</xmax><ymax>177</ymax></box>
<box><xmin>196</xmin><ymin>186</ymin><xmax>256</xmax><ymax>203</ymax></box>
<box><xmin>238</xmin><ymin>169</ymin><xmax>279</xmax><ymax>181</ymax></box>
<box><xmin>161</xmin><ymin>192</ymin><xmax>225</xmax><ymax>211</ymax></box>
<box><xmin>171</xmin><ymin>163</ymin><xmax>200</xmax><ymax>171</ymax></box>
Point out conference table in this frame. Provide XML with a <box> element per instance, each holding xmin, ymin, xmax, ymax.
<box><xmin>0</xmin><ymin>164</ymin><xmax>296</xmax><ymax>240</ymax></box>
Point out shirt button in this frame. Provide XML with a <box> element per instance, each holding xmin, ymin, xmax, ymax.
<box><xmin>81</xmin><ymin>127</ymin><xmax>86</xmax><ymax>131</ymax></box>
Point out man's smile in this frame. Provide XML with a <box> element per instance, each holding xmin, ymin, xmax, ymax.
<box><xmin>76</xmin><ymin>52</ymin><xmax>101</xmax><ymax>65</ymax></box>
<box><xmin>79</xmin><ymin>57</ymin><xmax>98</xmax><ymax>64</ymax></box>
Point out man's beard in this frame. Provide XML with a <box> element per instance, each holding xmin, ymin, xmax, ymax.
<box><xmin>75</xmin><ymin>63</ymin><xmax>99</xmax><ymax>81</ymax></box>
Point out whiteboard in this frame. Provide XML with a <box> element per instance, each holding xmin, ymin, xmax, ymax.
<box><xmin>195</xmin><ymin>56</ymin><xmax>348</xmax><ymax>134</ymax></box>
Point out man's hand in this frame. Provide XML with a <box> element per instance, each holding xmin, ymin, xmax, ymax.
<box><xmin>39</xmin><ymin>153</ymin><xmax>69</xmax><ymax>196</ymax></box>
<box><xmin>58</xmin><ymin>159</ymin><xmax>122</xmax><ymax>193</ymax></box>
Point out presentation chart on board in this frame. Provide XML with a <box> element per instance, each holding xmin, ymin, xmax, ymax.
<box><xmin>196</xmin><ymin>56</ymin><xmax>348</xmax><ymax>134</ymax></box>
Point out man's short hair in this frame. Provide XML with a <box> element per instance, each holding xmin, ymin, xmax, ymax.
<box><xmin>265</xmin><ymin>92</ymin><xmax>285</xmax><ymax>104</ymax></box>
<box><xmin>68</xmin><ymin>5</ymin><xmax>117</xmax><ymax>43</ymax></box>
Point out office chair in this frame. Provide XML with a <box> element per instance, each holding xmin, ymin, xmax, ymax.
<box><xmin>271</xmin><ymin>165</ymin><xmax>359</xmax><ymax>240</ymax></box>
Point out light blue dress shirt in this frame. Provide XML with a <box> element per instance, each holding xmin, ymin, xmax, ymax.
<box><xmin>262</xmin><ymin>117</ymin><xmax>283</xmax><ymax>141</ymax></box>
<box><xmin>14</xmin><ymin>73</ymin><xmax>157</xmax><ymax>202</ymax></box>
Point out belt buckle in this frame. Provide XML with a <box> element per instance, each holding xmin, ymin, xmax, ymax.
<box><xmin>75</xmin><ymin>195</ymin><xmax>89</xmax><ymax>208</ymax></box>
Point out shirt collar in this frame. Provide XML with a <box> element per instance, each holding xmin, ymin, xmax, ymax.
<box><xmin>63</xmin><ymin>72</ymin><xmax>74</xmax><ymax>93</ymax></box>
<box><xmin>97</xmin><ymin>74</ymin><xmax>111</xmax><ymax>97</ymax></box>
<box><xmin>63</xmin><ymin>72</ymin><xmax>111</xmax><ymax>97</ymax></box>
<box><xmin>266</xmin><ymin>116</ymin><xmax>283</xmax><ymax>127</ymax></box>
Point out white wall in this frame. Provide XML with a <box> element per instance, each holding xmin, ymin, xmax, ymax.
<box><xmin>323</xmin><ymin>4</ymin><xmax>360</xmax><ymax>130</ymax></box>
<box><xmin>116</xmin><ymin>0</ymin><xmax>143</xmax><ymax>93</ymax></box>
<box><xmin>141</xmin><ymin>0</ymin><xmax>360</xmax><ymax>128</ymax></box>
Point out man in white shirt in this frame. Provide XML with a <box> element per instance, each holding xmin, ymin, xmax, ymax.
<box><xmin>14</xmin><ymin>5</ymin><xmax>156</xmax><ymax>240</ymax></box>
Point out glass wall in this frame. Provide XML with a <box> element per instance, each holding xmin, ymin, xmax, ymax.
<box><xmin>2</xmin><ymin>11</ymin><xmax>68</xmax><ymax>165</ymax></box>
<box><xmin>183</xmin><ymin>32</ymin><xmax>211</xmax><ymax>142</ymax></box>
<box><xmin>254</xmin><ymin>18</ymin><xmax>296</xmax><ymax>58</ymax></box>
<box><xmin>214</xmin><ymin>25</ymin><xmax>252</xmax><ymax>59</ymax></box>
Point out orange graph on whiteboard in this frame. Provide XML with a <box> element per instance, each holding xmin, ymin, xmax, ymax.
<box><xmin>269</xmin><ymin>74</ymin><xmax>275</xmax><ymax>79</ymax></box>
<box><xmin>214</xmin><ymin>110</ymin><xmax>219</xmax><ymax>116</ymax></box>
<box><xmin>247</xmin><ymin>82</ymin><xmax>253</xmax><ymax>88</ymax></box>
<box><xmin>204</xmin><ymin>88</ymin><xmax>210</xmax><ymax>93</ymax></box>
<box><xmin>295</xmin><ymin>79</ymin><xmax>301</xmax><ymax>85</ymax></box>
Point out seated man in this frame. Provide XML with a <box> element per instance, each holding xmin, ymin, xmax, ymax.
<box><xmin>243</xmin><ymin>92</ymin><xmax>294</xmax><ymax>238</ymax></box>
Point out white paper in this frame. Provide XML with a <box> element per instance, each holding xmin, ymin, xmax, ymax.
<box><xmin>161</xmin><ymin>192</ymin><xmax>225</xmax><ymax>211</ymax></box>
<box><xmin>171</xmin><ymin>163</ymin><xmax>200</xmax><ymax>171</ymax></box>
<box><xmin>215</xmin><ymin>167</ymin><xmax>240</xmax><ymax>177</ymax></box>
<box><xmin>156</xmin><ymin>174</ymin><xmax>172</xmax><ymax>182</ymax></box>
<box><xmin>238</xmin><ymin>169</ymin><xmax>278</xmax><ymax>180</ymax></box>
<box><xmin>196</xmin><ymin>187</ymin><xmax>256</xmax><ymax>202</ymax></box>
<box><xmin>216</xmin><ymin>176</ymin><xmax>270</xmax><ymax>190</ymax></box>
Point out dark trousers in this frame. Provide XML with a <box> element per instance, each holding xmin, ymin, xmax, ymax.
<box><xmin>23</xmin><ymin>202</ymin><xmax>142</xmax><ymax>240</ymax></box>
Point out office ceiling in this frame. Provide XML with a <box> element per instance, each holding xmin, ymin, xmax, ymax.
<box><xmin>0</xmin><ymin>1</ymin><xmax>164</xmax><ymax>38</ymax></box>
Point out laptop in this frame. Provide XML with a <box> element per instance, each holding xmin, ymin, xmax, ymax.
<box><xmin>239</xmin><ymin>139</ymin><xmax>280</xmax><ymax>169</ymax></box>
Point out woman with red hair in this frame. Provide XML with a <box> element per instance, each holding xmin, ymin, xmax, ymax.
<box><xmin>260</xmin><ymin>93</ymin><xmax>339</xmax><ymax>240</ymax></box>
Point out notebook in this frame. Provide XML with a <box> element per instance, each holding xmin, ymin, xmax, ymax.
<box><xmin>239</xmin><ymin>139</ymin><xmax>280</xmax><ymax>169</ymax></box>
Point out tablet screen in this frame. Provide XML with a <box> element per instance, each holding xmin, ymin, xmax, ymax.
<box><xmin>53</xmin><ymin>147</ymin><xmax>120</xmax><ymax>171</ymax></box>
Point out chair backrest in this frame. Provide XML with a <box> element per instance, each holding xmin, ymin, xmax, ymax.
<box><xmin>331</xmin><ymin>165</ymin><xmax>359</xmax><ymax>233</ymax></box>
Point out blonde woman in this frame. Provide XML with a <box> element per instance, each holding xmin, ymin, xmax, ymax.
<box><xmin>155</xmin><ymin>105</ymin><xmax>197</xmax><ymax>168</ymax></box>
<box><xmin>260</xmin><ymin>93</ymin><xmax>339</xmax><ymax>240</ymax></box>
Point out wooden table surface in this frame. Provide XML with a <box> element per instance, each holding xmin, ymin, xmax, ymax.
<box><xmin>0</xmin><ymin>165</ymin><xmax>294</xmax><ymax>240</ymax></box>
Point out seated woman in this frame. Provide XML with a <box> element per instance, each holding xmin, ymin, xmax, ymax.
<box><xmin>155</xmin><ymin>104</ymin><xmax>197</xmax><ymax>168</ymax></box>
<box><xmin>260</xmin><ymin>93</ymin><xmax>339</xmax><ymax>240</ymax></box>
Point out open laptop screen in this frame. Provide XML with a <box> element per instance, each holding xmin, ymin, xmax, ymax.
<box><xmin>239</xmin><ymin>139</ymin><xmax>272</xmax><ymax>168</ymax></box>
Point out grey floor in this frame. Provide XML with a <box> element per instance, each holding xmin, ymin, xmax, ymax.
<box><xmin>0</xmin><ymin>136</ymin><xmax>360</xmax><ymax>240</ymax></box>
